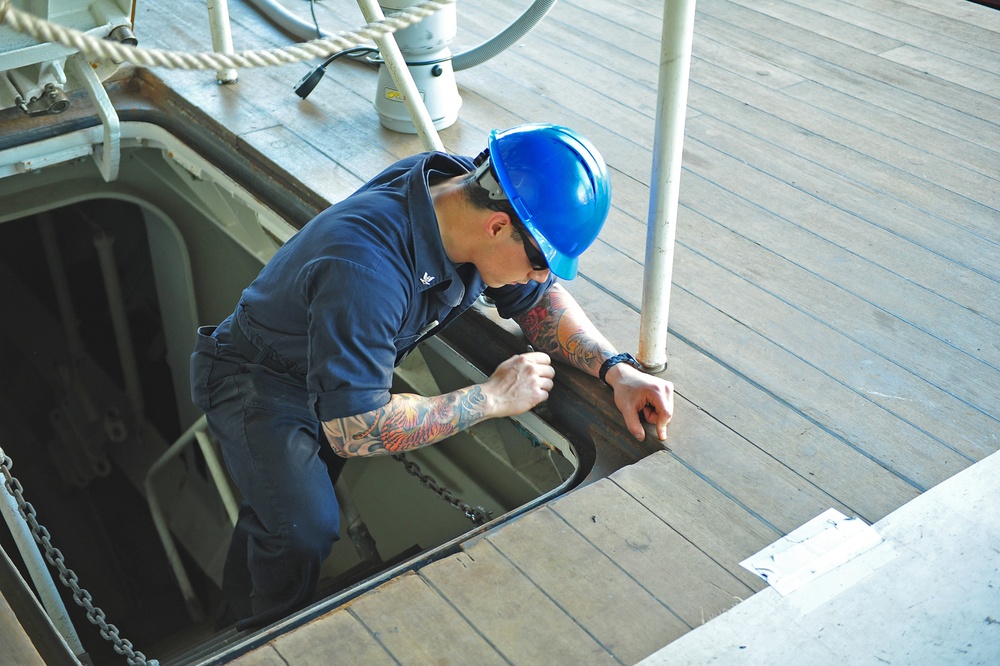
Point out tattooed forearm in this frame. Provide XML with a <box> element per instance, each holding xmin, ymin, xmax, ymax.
<box><xmin>323</xmin><ymin>387</ymin><xmax>488</xmax><ymax>457</ymax></box>
<box><xmin>516</xmin><ymin>284</ymin><xmax>615</xmax><ymax>375</ymax></box>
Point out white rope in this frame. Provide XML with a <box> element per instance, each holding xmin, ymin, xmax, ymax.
<box><xmin>0</xmin><ymin>0</ymin><xmax>454</xmax><ymax>70</ymax></box>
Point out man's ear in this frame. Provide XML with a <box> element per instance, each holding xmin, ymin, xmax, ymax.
<box><xmin>485</xmin><ymin>210</ymin><xmax>512</xmax><ymax>239</ymax></box>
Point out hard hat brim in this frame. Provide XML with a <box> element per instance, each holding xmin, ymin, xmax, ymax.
<box><xmin>545</xmin><ymin>252</ymin><xmax>578</xmax><ymax>280</ymax></box>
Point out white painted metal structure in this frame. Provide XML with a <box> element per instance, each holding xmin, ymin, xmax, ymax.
<box><xmin>206</xmin><ymin>0</ymin><xmax>238</xmax><ymax>84</ymax></box>
<box><xmin>0</xmin><ymin>0</ymin><xmax>133</xmax><ymax>114</ymax></box>
<box><xmin>0</xmin><ymin>469</ymin><xmax>86</xmax><ymax>658</ymax></box>
<box><xmin>639</xmin><ymin>0</ymin><xmax>697</xmax><ymax>373</ymax></box>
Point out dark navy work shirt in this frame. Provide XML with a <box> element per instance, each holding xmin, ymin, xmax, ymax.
<box><xmin>229</xmin><ymin>152</ymin><xmax>555</xmax><ymax>422</ymax></box>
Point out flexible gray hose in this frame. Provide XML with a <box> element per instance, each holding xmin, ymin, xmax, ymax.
<box><xmin>244</xmin><ymin>0</ymin><xmax>559</xmax><ymax>71</ymax></box>
<box><xmin>245</xmin><ymin>0</ymin><xmax>328</xmax><ymax>40</ymax></box>
<box><xmin>452</xmin><ymin>0</ymin><xmax>558</xmax><ymax>71</ymax></box>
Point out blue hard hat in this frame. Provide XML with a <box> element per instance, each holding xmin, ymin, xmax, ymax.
<box><xmin>486</xmin><ymin>124</ymin><xmax>611</xmax><ymax>280</ymax></box>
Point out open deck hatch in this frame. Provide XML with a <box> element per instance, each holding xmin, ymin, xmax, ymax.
<box><xmin>0</xmin><ymin>123</ymin><xmax>580</xmax><ymax>662</ymax></box>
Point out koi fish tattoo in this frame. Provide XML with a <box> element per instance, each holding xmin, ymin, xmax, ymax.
<box><xmin>323</xmin><ymin>386</ymin><xmax>487</xmax><ymax>457</ymax></box>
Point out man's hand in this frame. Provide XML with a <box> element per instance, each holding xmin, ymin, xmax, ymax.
<box><xmin>513</xmin><ymin>282</ymin><xmax>674</xmax><ymax>441</ymax></box>
<box><xmin>481</xmin><ymin>351</ymin><xmax>555</xmax><ymax>419</ymax></box>
<box><xmin>324</xmin><ymin>352</ymin><xmax>554</xmax><ymax>458</ymax></box>
<box><xmin>604</xmin><ymin>363</ymin><xmax>674</xmax><ymax>441</ymax></box>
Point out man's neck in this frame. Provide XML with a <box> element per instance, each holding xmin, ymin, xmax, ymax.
<box><xmin>431</xmin><ymin>174</ymin><xmax>474</xmax><ymax>265</ymax></box>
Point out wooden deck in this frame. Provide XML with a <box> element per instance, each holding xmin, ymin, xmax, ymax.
<box><xmin>644</xmin><ymin>448</ymin><xmax>1000</xmax><ymax>664</ymax></box>
<box><xmin>129</xmin><ymin>0</ymin><xmax>998</xmax><ymax>662</ymax></box>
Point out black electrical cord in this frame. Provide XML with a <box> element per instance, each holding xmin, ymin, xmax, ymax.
<box><xmin>294</xmin><ymin>46</ymin><xmax>380</xmax><ymax>99</ymax></box>
<box><xmin>308</xmin><ymin>0</ymin><xmax>321</xmax><ymax>39</ymax></box>
<box><xmin>294</xmin><ymin>46</ymin><xmax>459</xmax><ymax>100</ymax></box>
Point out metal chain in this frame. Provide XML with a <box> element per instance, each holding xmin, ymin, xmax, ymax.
<box><xmin>392</xmin><ymin>453</ymin><xmax>493</xmax><ymax>525</ymax></box>
<box><xmin>0</xmin><ymin>447</ymin><xmax>158</xmax><ymax>666</ymax></box>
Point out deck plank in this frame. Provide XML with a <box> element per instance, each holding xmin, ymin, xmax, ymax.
<box><xmin>609</xmin><ymin>451</ymin><xmax>779</xmax><ymax>591</ymax></box>
<box><xmin>669</xmin><ymin>283</ymin><xmax>974</xmax><ymax>491</ymax></box>
<box><xmin>685</xmin><ymin>112</ymin><xmax>999</xmax><ymax>276</ymax></box>
<box><xmin>678</xmin><ymin>163</ymin><xmax>999</xmax><ymax>364</ymax></box>
<box><xmin>348</xmin><ymin>572</ymin><xmax>507</xmax><ymax>665</ymax></box>
<box><xmin>224</xmin><ymin>645</ymin><xmax>286</xmax><ymax>666</ymax></box>
<box><xmin>563</xmin><ymin>273</ymin><xmax>923</xmax><ymax>522</ymax></box>
<box><xmin>565</xmin><ymin>233</ymin><xmax>980</xmax><ymax>491</ymax></box>
<box><xmin>839</xmin><ymin>0</ymin><xmax>1000</xmax><ymax>49</ymax></box>
<box><xmin>676</xmin><ymin>139</ymin><xmax>999</xmax><ymax>322</ymax></box>
<box><xmin>674</xmin><ymin>198</ymin><xmax>1000</xmax><ymax>459</ymax></box>
<box><xmin>660</xmin><ymin>392</ymin><xmax>861</xmax><ymax>529</ymax></box>
<box><xmin>664</xmin><ymin>333</ymin><xmax>923</xmax><ymax>521</ymax></box>
<box><xmin>460</xmin><ymin>3</ymin><xmax>661</xmax><ymax>119</ymax></box>
<box><xmin>419</xmin><ymin>542</ymin><xmax>619</xmax><ymax>664</ymax></box>
<box><xmin>691</xmin><ymin>6</ymin><xmax>999</xmax><ymax>146</ymax></box>
<box><xmin>240</xmin><ymin>125</ymin><xmax>367</xmax><ymax>206</ymax></box>
<box><xmin>783</xmin><ymin>80</ymin><xmax>1000</xmax><ymax>179</ymax></box>
<box><xmin>232</xmin><ymin>610</ymin><xmax>396</xmax><ymax>665</ymax></box>
<box><xmin>691</xmin><ymin>59</ymin><xmax>1000</xmax><ymax>215</ymax></box>
<box><xmin>686</xmin><ymin>88</ymin><xmax>1000</xmax><ymax>246</ymax></box>
<box><xmin>783</xmin><ymin>0</ymin><xmax>1000</xmax><ymax>67</ymax></box>
<box><xmin>879</xmin><ymin>43</ymin><xmax>1000</xmax><ymax>94</ymax></box>
<box><xmin>550</xmin><ymin>479</ymin><xmax>756</xmax><ymax>626</ymax></box>
<box><xmin>708</xmin><ymin>0</ymin><xmax>905</xmax><ymax>54</ymax></box>
<box><xmin>484</xmin><ymin>507</ymin><xmax>691</xmax><ymax>664</ymax></box>
<box><xmin>708</xmin><ymin>0</ymin><xmax>1000</xmax><ymax>124</ymax></box>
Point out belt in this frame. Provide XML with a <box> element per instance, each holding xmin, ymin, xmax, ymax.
<box><xmin>228</xmin><ymin>316</ymin><xmax>295</xmax><ymax>375</ymax></box>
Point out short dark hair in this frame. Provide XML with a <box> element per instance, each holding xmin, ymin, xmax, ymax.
<box><xmin>461</xmin><ymin>172</ymin><xmax>523</xmax><ymax>229</ymax></box>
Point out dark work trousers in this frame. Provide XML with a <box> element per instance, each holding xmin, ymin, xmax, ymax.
<box><xmin>190</xmin><ymin>324</ymin><xmax>345</xmax><ymax>631</ymax></box>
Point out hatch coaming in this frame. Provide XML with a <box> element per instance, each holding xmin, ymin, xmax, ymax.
<box><xmin>0</xmin><ymin>120</ymin><xmax>581</xmax><ymax>659</ymax></box>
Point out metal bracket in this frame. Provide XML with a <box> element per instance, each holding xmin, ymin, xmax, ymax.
<box><xmin>65</xmin><ymin>54</ymin><xmax>120</xmax><ymax>182</ymax></box>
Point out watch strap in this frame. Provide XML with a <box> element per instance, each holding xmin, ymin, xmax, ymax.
<box><xmin>599</xmin><ymin>352</ymin><xmax>640</xmax><ymax>386</ymax></box>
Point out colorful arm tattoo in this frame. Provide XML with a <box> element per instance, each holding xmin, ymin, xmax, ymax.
<box><xmin>515</xmin><ymin>283</ymin><xmax>616</xmax><ymax>376</ymax></box>
<box><xmin>323</xmin><ymin>386</ymin><xmax>487</xmax><ymax>457</ymax></box>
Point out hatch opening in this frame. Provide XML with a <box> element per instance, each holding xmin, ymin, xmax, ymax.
<box><xmin>0</xmin><ymin>123</ymin><xmax>581</xmax><ymax>661</ymax></box>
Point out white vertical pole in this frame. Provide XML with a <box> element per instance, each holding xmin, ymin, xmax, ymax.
<box><xmin>638</xmin><ymin>0</ymin><xmax>697</xmax><ymax>373</ymax></box>
<box><xmin>356</xmin><ymin>0</ymin><xmax>445</xmax><ymax>152</ymax></box>
<box><xmin>207</xmin><ymin>0</ymin><xmax>239</xmax><ymax>83</ymax></box>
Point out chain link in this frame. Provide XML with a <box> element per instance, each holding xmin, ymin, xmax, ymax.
<box><xmin>0</xmin><ymin>447</ymin><xmax>158</xmax><ymax>666</ymax></box>
<box><xmin>392</xmin><ymin>453</ymin><xmax>493</xmax><ymax>525</ymax></box>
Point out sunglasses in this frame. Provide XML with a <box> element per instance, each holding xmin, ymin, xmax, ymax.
<box><xmin>512</xmin><ymin>219</ymin><xmax>549</xmax><ymax>271</ymax></box>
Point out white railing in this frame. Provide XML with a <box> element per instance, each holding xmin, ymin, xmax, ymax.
<box><xmin>144</xmin><ymin>415</ymin><xmax>239</xmax><ymax>621</ymax></box>
<box><xmin>638</xmin><ymin>0</ymin><xmax>697</xmax><ymax>373</ymax></box>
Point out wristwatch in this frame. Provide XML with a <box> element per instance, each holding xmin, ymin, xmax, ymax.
<box><xmin>599</xmin><ymin>352</ymin><xmax>642</xmax><ymax>386</ymax></box>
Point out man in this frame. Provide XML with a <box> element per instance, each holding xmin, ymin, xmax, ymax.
<box><xmin>190</xmin><ymin>124</ymin><xmax>674</xmax><ymax>630</ymax></box>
